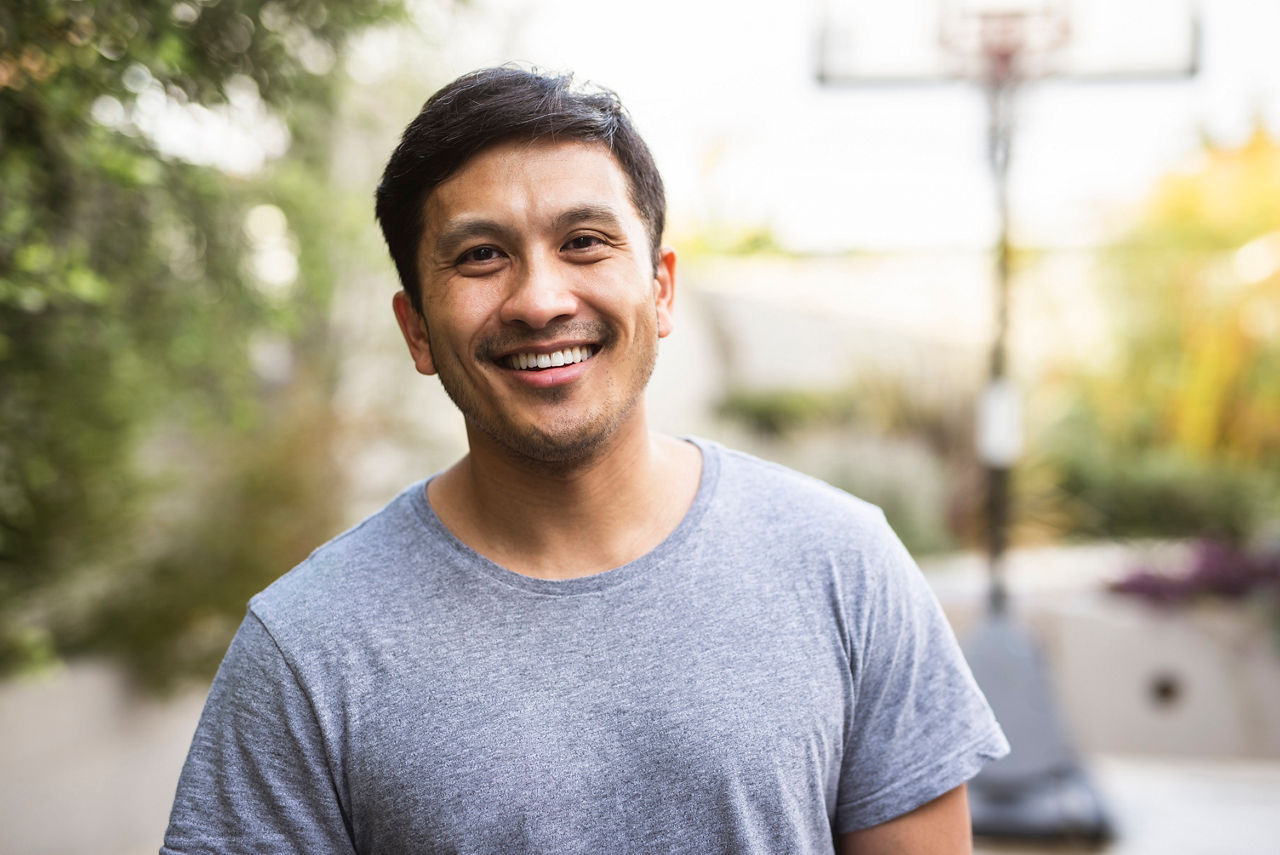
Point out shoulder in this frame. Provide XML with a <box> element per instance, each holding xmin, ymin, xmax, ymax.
<box><xmin>246</xmin><ymin>480</ymin><xmax>447</xmax><ymax>637</ymax></box>
<box><xmin>695</xmin><ymin>437</ymin><xmax>898</xmax><ymax>555</ymax></box>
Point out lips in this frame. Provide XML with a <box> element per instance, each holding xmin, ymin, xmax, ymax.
<box><xmin>504</xmin><ymin>345</ymin><xmax>597</xmax><ymax>371</ymax></box>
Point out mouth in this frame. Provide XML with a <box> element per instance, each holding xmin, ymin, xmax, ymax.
<box><xmin>503</xmin><ymin>345</ymin><xmax>598</xmax><ymax>371</ymax></box>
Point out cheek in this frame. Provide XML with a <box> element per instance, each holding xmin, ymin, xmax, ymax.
<box><xmin>426</xmin><ymin>287</ymin><xmax>497</xmax><ymax>337</ymax></box>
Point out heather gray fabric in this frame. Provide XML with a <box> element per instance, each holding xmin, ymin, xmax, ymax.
<box><xmin>162</xmin><ymin>438</ymin><xmax>1008</xmax><ymax>855</ymax></box>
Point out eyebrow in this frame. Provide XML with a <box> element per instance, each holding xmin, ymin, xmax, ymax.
<box><xmin>431</xmin><ymin>217</ymin><xmax>516</xmax><ymax>261</ymax></box>
<box><xmin>552</xmin><ymin>204</ymin><xmax>627</xmax><ymax>234</ymax></box>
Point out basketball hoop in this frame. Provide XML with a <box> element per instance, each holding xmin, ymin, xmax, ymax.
<box><xmin>811</xmin><ymin>2</ymin><xmax>1198</xmax><ymax>842</ymax></box>
<box><xmin>939</xmin><ymin>1</ymin><xmax>1070</xmax><ymax>83</ymax></box>
<box><xmin>811</xmin><ymin>8</ymin><xmax>1199</xmax><ymax>840</ymax></box>
<box><xmin>815</xmin><ymin>0</ymin><xmax>1197</xmax><ymax>85</ymax></box>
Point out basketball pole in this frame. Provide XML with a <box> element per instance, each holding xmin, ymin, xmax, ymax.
<box><xmin>814</xmin><ymin>3</ymin><xmax>1199</xmax><ymax>841</ymax></box>
<box><xmin>982</xmin><ymin>39</ymin><xmax>1016</xmax><ymax>615</ymax></box>
<box><xmin>954</xmin><ymin>15</ymin><xmax>1118</xmax><ymax>843</ymax></box>
<box><xmin>969</xmin><ymin>10</ymin><xmax>1050</xmax><ymax>614</ymax></box>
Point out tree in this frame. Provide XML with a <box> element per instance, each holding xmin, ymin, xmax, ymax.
<box><xmin>1044</xmin><ymin>126</ymin><xmax>1280</xmax><ymax>541</ymax></box>
<box><xmin>0</xmin><ymin>0</ymin><xmax>405</xmax><ymax>687</ymax></box>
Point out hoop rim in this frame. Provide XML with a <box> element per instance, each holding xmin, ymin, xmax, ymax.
<box><xmin>941</xmin><ymin>9</ymin><xmax>1069</xmax><ymax>52</ymax></box>
<box><xmin>814</xmin><ymin>0</ymin><xmax>1200</xmax><ymax>87</ymax></box>
<box><xmin>939</xmin><ymin>7</ymin><xmax>1071</xmax><ymax>78</ymax></box>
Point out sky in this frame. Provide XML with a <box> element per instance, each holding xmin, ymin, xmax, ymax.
<box><xmin>346</xmin><ymin>0</ymin><xmax>1280</xmax><ymax>253</ymax></box>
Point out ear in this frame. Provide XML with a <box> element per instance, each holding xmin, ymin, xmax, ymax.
<box><xmin>392</xmin><ymin>290</ymin><xmax>437</xmax><ymax>376</ymax></box>
<box><xmin>653</xmin><ymin>247</ymin><xmax>677</xmax><ymax>339</ymax></box>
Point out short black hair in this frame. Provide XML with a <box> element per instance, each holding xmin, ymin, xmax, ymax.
<box><xmin>375</xmin><ymin>66</ymin><xmax>667</xmax><ymax>315</ymax></box>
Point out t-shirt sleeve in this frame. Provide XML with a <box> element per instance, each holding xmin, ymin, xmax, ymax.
<box><xmin>834</xmin><ymin>515</ymin><xmax>1009</xmax><ymax>833</ymax></box>
<box><xmin>161</xmin><ymin>611</ymin><xmax>356</xmax><ymax>855</ymax></box>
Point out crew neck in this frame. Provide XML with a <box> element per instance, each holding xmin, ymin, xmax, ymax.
<box><xmin>407</xmin><ymin>436</ymin><xmax>721</xmax><ymax>596</ymax></box>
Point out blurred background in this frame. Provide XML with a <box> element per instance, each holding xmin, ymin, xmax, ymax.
<box><xmin>1</xmin><ymin>0</ymin><xmax>1279</xmax><ymax>852</ymax></box>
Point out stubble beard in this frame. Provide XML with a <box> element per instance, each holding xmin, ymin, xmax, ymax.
<box><xmin>429</xmin><ymin>317</ymin><xmax>660</xmax><ymax>469</ymax></box>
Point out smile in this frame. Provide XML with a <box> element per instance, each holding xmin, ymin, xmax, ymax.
<box><xmin>505</xmin><ymin>345</ymin><xmax>597</xmax><ymax>371</ymax></box>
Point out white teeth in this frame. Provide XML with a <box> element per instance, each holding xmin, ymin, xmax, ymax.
<box><xmin>506</xmin><ymin>346</ymin><xmax>595</xmax><ymax>371</ymax></box>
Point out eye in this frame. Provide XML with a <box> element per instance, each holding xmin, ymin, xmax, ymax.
<box><xmin>457</xmin><ymin>245</ymin><xmax>502</xmax><ymax>265</ymax></box>
<box><xmin>564</xmin><ymin>234</ymin><xmax>605</xmax><ymax>251</ymax></box>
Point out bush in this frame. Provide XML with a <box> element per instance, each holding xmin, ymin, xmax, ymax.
<box><xmin>1048</xmin><ymin>438</ymin><xmax>1273</xmax><ymax>542</ymax></box>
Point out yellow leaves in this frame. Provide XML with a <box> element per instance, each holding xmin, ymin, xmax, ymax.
<box><xmin>1097</xmin><ymin>125</ymin><xmax>1280</xmax><ymax>468</ymax></box>
<box><xmin>1170</xmin><ymin>304</ymin><xmax>1248</xmax><ymax>458</ymax></box>
<box><xmin>1144</xmin><ymin>126</ymin><xmax>1280</xmax><ymax>247</ymax></box>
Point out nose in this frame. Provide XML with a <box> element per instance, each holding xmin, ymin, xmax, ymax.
<box><xmin>498</xmin><ymin>252</ymin><xmax>578</xmax><ymax>330</ymax></box>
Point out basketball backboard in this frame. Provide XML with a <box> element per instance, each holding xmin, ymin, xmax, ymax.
<box><xmin>816</xmin><ymin>0</ymin><xmax>1200</xmax><ymax>84</ymax></box>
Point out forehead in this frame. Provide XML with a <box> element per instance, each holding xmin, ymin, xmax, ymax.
<box><xmin>422</xmin><ymin>139</ymin><xmax>639</xmax><ymax>238</ymax></box>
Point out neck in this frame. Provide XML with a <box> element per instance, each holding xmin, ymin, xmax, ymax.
<box><xmin>428</xmin><ymin>412</ymin><xmax>701</xmax><ymax>580</ymax></box>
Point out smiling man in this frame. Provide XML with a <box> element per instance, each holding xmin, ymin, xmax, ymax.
<box><xmin>161</xmin><ymin>67</ymin><xmax>1007</xmax><ymax>855</ymax></box>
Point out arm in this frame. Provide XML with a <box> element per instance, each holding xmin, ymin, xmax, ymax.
<box><xmin>832</xmin><ymin>513</ymin><xmax>1006</xmax><ymax>836</ymax></box>
<box><xmin>838</xmin><ymin>785</ymin><xmax>972</xmax><ymax>855</ymax></box>
<box><xmin>162</xmin><ymin>612</ymin><xmax>356</xmax><ymax>854</ymax></box>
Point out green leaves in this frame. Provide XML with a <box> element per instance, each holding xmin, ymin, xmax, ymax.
<box><xmin>0</xmin><ymin>0</ymin><xmax>406</xmax><ymax>686</ymax></box>
<box><xmin>1042</xmin><ymin>127</ymin><xmax>1280</xmax><ymax>543</ymax></box>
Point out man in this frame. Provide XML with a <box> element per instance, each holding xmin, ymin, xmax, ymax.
<box><xmin>162</xmin><ymin>66</ymin><xmax>1007</xmax><ymax>854</ymax></box>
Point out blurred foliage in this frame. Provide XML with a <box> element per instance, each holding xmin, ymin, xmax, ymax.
<box><xmin>719</xmin><ymin>374</ymin><xmax>974</xmax><ymax>453</ymax></box>
<box><xmin>680</xmin><ymin>223</ymin><xmax>797</xmax><ymax>258</ymax></box>
<box><xmin>1046</xmin><ymin>414</ymin><xmax>1269</xmax><ymax>542</ymax></box>
<box><xmin>1042</xmin><ymin>126</ymin><xmax>1280</xmax><ymax>542</ymax></box>
<box><xmin>713</xmin><ymin>129</ymin><xmax>1280</xmax><ymax>556</ymax></box>
<box><xmin>1109</xmin><ymin>539</ymin><xmax>1280</xmax><ymax>644</ymax></box>
<box><xmin>1110</xmin><ymin>539</ymin><xmax>1280</xmax><ymax>607</ymax></box>
<box><xmin>718</xmin><ymin>386</ymin><xmax>858</xmax><ymax>436</ymax></box>
<box><xmin>0</xmin><ymin>0</ymin><xmax>406</xmax><ymax>689</ymax></box>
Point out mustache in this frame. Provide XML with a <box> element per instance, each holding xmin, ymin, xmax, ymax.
<box><xmin>475</xmin><ymin>320</ymin><xmax>615</xmax><ymax>361</ymax></box>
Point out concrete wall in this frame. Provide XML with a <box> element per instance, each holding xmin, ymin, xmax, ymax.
<box><xmin>926</xmin><ymin>543</ymin><xmax>1280</xmax><ymax>762</ymax></box>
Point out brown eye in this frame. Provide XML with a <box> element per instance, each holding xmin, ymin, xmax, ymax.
<box><xmin>564</xmin><ymin>235</ymin><xmax>603</xmax><ymax>251</ymax></box>
<box><xmin>458</xmin><ymin>246</ymin><xmax>500</xmax><ymax>264</ymax></box>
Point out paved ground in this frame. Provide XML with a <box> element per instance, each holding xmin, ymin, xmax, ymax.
<box><xmin>974</xmin><ymin>755</ymin><xmax>1280</xmax><ymax>855</ymax></box>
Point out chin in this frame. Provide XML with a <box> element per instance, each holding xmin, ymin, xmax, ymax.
<box><xmin>492</xmin><ymin>417</ymin><xmax>619</xmax><ymax>466</ymax></box>
<box><xmin>440</xmin><ymin>339</ymin><xmax>657</xmax><ymax>468</ymax></box>
<box><xmin>481</xmin><ymin>399</ymin><xmax>648</xmax><ymax>468</ymax></box>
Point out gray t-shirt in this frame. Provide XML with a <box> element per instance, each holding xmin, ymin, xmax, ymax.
<box><xmin>162</xmin><ymin>438</ymin><xmax>1007</xmax><ymax>854</ymax></box>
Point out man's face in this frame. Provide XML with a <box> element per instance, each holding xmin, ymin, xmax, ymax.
<box><xmin>393</xmin><ymin>139</ymin><xmax>675</xmax><ymax>465</ymax></box>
